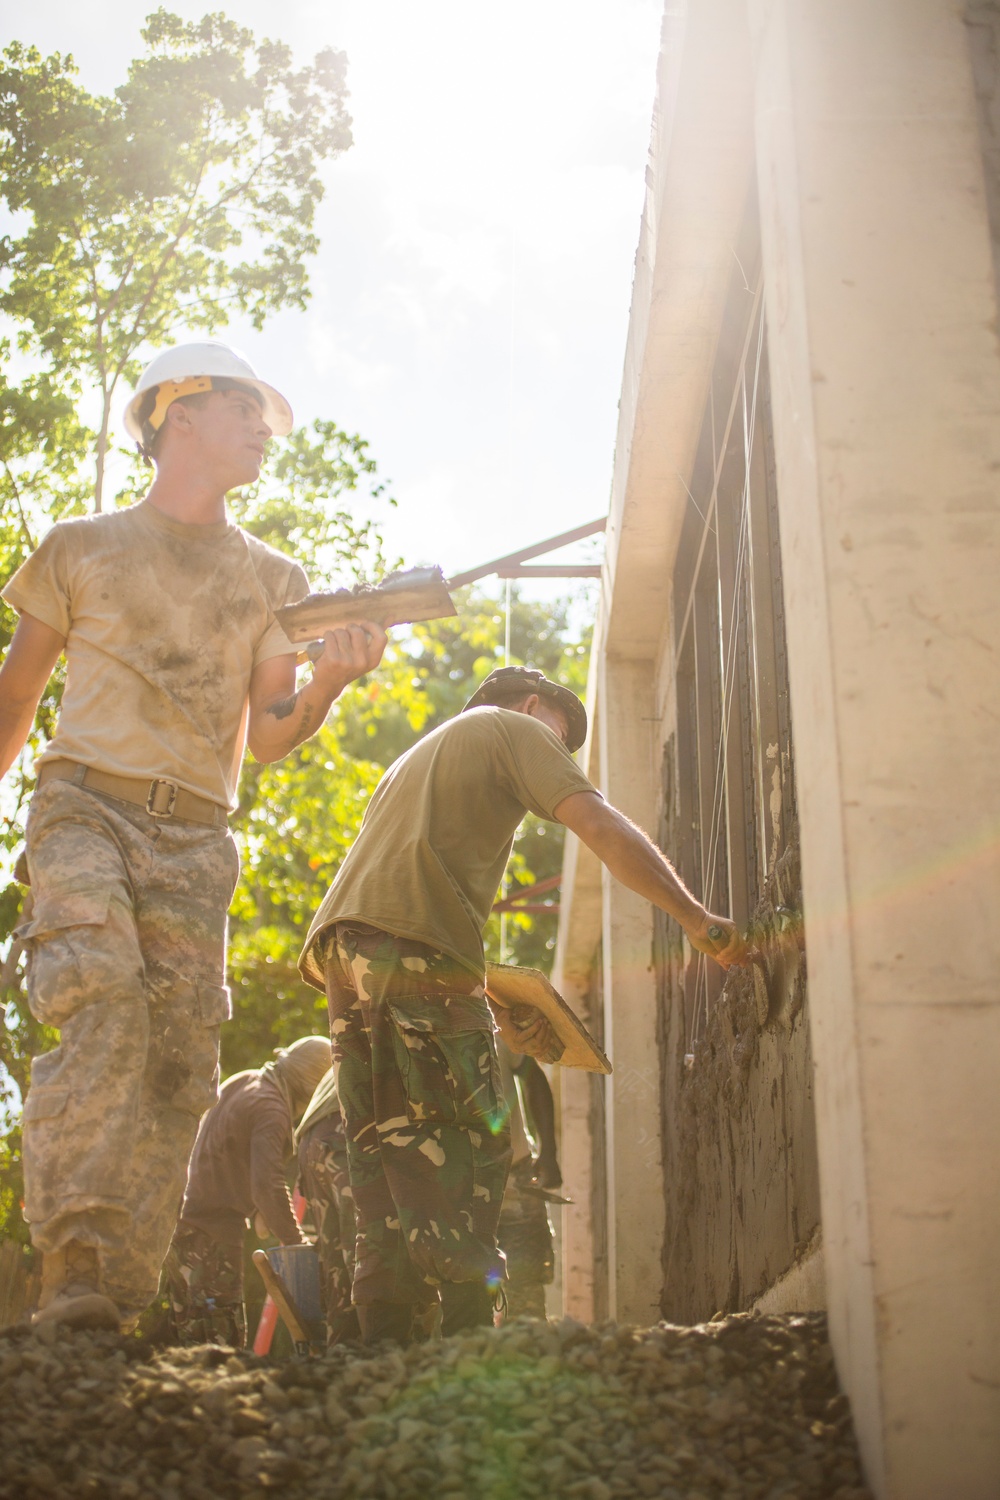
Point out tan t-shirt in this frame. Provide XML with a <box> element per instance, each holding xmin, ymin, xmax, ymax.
<box><xmin>299</xmin><ymin>706</ymin><xmax>598</xmax><ymax>986</ymax></box>
<box><xmin>1</xmin><ymin>501</ymin><xmax>308</xmax><ymax>809</ymax></box>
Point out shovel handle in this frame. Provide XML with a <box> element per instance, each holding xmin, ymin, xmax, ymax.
<box><xmin>252</xmin><ymin>1249</ymin><xmax>311</xmax><ymax>1352</ymax></box>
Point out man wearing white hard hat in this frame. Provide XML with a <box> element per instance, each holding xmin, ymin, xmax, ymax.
<box><xmin>0</xmin><ymin>340</ymin><xmax>386</xmax><ymax>1333</ymax></box>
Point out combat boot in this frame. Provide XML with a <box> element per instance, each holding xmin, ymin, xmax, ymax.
<box><xmin>440</xmin><ymin>1279</ymin><xmax>495</xmax><ymax>1336</ymax></box>
<box><xmin>356</xmin><ymin>1299</ymin><xmax>415</xmax><ymax>1347</ymax></box>
<box><xmin>31</xmin><ymin>1242</ymin><xmax>120</xmax><ymax>1333</ymax></box>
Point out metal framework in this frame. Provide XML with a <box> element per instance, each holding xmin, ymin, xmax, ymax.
<box><xmin>448</xmin><ymin>517</ymin><xmax>606</xmax><ymax>589</ymax></box>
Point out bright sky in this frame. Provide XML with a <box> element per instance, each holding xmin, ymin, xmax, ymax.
<box><xmin>3</xmin><ymin>0</ymin><xmax>663</xmax><ymax>586</ymax></box>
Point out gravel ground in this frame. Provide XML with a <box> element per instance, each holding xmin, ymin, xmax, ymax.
<box><xmin>1</xmin><ymin>1311</ymin><xmax>872</xmax><ymax>1500</ymax></box>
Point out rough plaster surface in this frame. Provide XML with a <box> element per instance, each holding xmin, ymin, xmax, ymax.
<box><xmin>753</xmin><ymin>2</ymin><xmax>1000</xmax><ymax>1494</ymax></box>
<box><xmin>750</xmin><ymin>1232</ymin><xmax>826</xmax><ymax>1315</ymax></box>
<box><xmin>657</xmin><ymin>836</ymin><xmax>820</xmax><ymax>1323</ymax></box>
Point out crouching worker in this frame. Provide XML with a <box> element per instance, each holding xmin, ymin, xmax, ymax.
<box><xmin>163</xmin><ymin>1036</ymin><xmax>331</xmax><ymax>1346</ymax></box>
<box><xmin>294</xmin><ymin>1067</ymin><xmax>361</xmax><ymax>1346</ymax></box>
<box><xmin>297</xmin><ymin>665</ymin><xmax>747</xmax><ymax>1348</ymax></box>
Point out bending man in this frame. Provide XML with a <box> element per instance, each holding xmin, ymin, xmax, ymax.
<box><xmin>298</xmin><ymin>665</ymin><xmax>746</xmax><ymax>1346</ymax></box>
<box><xmin>164</xmin><ymin>1036</ymin><xmax>332</xmax><ymax>1347</ymax></box>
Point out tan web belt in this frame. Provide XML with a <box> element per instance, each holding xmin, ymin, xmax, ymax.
<box><xmin>37</xmin><ymin>760</ymin><xmax>229</xmax><ymax>828</ymax></box>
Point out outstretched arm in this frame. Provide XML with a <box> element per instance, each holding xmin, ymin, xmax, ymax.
<box><xmin>249</xmin><ymin>1116</ymin><xmax>304</xmax><ymax>1247</ymax></box>
<box><xmin>247</xmin><ymin>621</ymin><xmax>388</xmax><ymax>764</ymax></box>
<box><xmin>0</xmin><ymin>612</ymin><xmax>66</xmax><ymax>782</ymax></box>
<box><xmin>553</xmin><ymin>790</ymin><xmax>747</xmax><ymax>968</ymax></box>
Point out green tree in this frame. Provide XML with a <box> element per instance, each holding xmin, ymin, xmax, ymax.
<box><xmin>0</xmin><ymin>10</ymin><xmax>352</xmax><ymax>510</ymax></box>
<box><xmin>0</xmin><ymin>7</ymin><xmax>357</xmax><ymax>1241</ymax></box>
<box><xmin>0</xmin><ymin>17</ymin><xmax>597</xmax><ymax>1251</ymax></box>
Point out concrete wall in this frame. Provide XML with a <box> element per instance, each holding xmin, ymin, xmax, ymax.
<box><xmin>750</xmin><ymin>2</ymin><xmax>1000</xmax><ymax>1495</ymax></box>
<box><xmin>554</xmin><ymin>0</ymin><xmax>823</xmax><ymax>1332</ymax></box>
<box><xmin>749</xmin><ymin>1229</ymin><xmax>825</xmax><ymax>1316</ymax></box>
<box><xmin>557</xmin><ymin>4</ymin><xmax>1000</xmax><ymax>1493</ymax></box>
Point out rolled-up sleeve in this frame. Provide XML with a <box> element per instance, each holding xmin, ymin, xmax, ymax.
<box><xmin>493</xmin><ymin>714</ymin><xmax>598</xmax><ymax>820</ymax></box>
<box><xmin>1</xmin><ymin>526</ymin><xmax>72</xmax><ymax>637</ymax></box>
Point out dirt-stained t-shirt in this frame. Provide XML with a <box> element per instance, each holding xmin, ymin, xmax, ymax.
<box><xmin>1</xmin><ymin>501</ymin><xmax>308</xmax><ymax>809</ymax></box>
<box><xmin>299</xmin><ymin>706</ymin><xmax>598</xmax><ymax>986</ymax></box>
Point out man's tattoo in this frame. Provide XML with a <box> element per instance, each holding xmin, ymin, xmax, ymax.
<box><xmin>267</xmin><ymin>692</ymin><xmax>300</xmax><ymax>721</ymax></box>
<box><xmin>265</xmin><ymin>693</ymin><xmax>315</xmax><ymax>740</ymax></box>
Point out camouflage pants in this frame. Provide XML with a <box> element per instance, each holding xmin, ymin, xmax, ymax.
<box><xmin>161</xmin><ymin>1220</ymin><xmax>246</xmax><ymax>1347</ymax></box>
<box><xmin>16</xmin><ymin>779</ymin><xmax>238</xmax><ymax>1316</ymax></box>
<box><xmin>498</xmin><ymin>1156</ymin><xmax>555</xmax><ymax>1320</ymax></box>
<box><xmin>324</xmin><ymin>924</ymin><xmax>512</xmax><ymax>1307</ymax></box>
<box><xmin>297</xmin><ymin>1111</ymin><xmax>359</xmax><ymax>1344</ymax></box>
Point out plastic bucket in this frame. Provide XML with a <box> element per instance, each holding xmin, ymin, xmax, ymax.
<box><xmin>266</xmin><ymin>1243</ymin><xmax>323</xmax><ymax>1326</ymax></box>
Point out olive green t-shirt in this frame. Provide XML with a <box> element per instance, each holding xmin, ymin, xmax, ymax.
<box><xmin>299</xmin><ymin>706</ymin><xmax>598</xmax><ymax>986</ymax></box>
<box><xmin>1</xmin><ymin>501</ymin><xmax>308</xmax><ymax>809</ymax></box>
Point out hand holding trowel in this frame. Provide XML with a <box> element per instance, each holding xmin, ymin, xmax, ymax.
<box><xmin>485</xmin><ymin>963</ymin><xmax>612</xmax><ymax>1074</ymax></box>
<box><xmin>277</xmin><ymin>565</ymin><xmax>457</xmax><ymax>663</ymax></box>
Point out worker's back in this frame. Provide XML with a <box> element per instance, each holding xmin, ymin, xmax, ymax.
<box><xmin>180</xmin><ymin>1070</ymin><xmax>297</xmax><ymax>1243</ymax></box>
<box><xmin>299</xmin><ymin>705</ymin><xmax>593</xmax><ymax>982</ymax></box>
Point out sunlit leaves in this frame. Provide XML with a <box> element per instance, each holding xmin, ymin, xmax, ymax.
<box><xmin>0</xmin><ymin>13</ymin><xmax>352</xmax><ymax>507</ymax></box>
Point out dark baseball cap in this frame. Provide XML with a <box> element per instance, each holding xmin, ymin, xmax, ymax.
<box><xmin>462</xmin><ymin>665</ymin><xmax>588</xmax><ymax>753</ymax></box>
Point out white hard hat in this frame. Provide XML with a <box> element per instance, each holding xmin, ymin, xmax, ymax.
<box><xmin>123</xmin><ymin>339</ymin><xmax>293</xmax><ymax>444</ymax></box>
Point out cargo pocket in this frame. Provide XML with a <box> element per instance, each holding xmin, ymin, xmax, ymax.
<box><xmin>146</xmin><ymin>980</ymin><xmax>232</xmax><ymax>1118</ymax></box>
<box><xmin>21</xmin><ymin>1084</ymin><xmax>72</xmax><ymax>1227</ymax></box>
<box><xmin>21</xmin><ymin>1084</ymin><xmax>70</xmax><ymax>1127</ymax></box>
<box><xmin>387</xmin><ymin>994</ymin><xmax>504</xmax><ymax>1133</ymax></box>
<box><xmin>14</xmin><ymin>889</ymin><xmax>112</xmax><ymax>1029</ymax></box>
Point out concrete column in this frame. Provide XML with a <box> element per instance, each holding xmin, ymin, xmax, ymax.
<box><xmin>551</xmin><ymin>834</ymin><xmax>597</xmax><ymax>1323</ymax></box>
<box><xmin>552</xmin><ymin>969</ymin><xmax>596</xmax><ymax>1323</ymax></box>
<box><xmin>597</xmin><ymin>656</ymin><xmax>663</xmax><ymax>1326</ymax></box>
<box><xmin>552</xmin><ymin>646</ymin><xmax>606</xmax><ymax>1323</ymax></box>
<box><xmin>751</xmin><ymin>2</ymin><xmax>1000</xmax><ymax>1495</ymax></box>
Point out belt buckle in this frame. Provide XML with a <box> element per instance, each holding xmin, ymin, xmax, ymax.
<box><xmin>146</xmin><ymin>778</ymin><xmax>178</xmax><ymax>818</ymax></box>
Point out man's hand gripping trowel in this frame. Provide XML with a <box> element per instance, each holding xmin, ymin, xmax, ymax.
<box><xmin>276</xmin><ymin>565</ymin><xmax>457</xmax><ymax>661</ymax></box>
<box><xmin>707</xmin><ymin>908</ymin><xmax>804</xmax><ymax>1025</ymax></box>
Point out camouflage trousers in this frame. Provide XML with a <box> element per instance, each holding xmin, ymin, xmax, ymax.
<box><xmin>324</xmin><ymin>923</ymin><xmax>512</xmax><ymax>1308</ymax></box>
<box><xmin>161</xmin><ymin>1220</ymin><xmax>246</xmax><ymax>1348</ymax></box>
<box><xmin>498</xmin><ymin>1156</ymin><xmax>555</xmax><ymax>1320</ymax></box>
<box><xmin>16</xmin><ymin>779</ymin><xmax>238</xmax><ymax>1317</ymax></box>
<box><xmin>297</xmin><ymin>1111</ymin><xmax>360</xmax><ymax>1344</ymax></box>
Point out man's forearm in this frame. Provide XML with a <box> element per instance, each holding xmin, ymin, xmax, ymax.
<box><xmin>0</xmin><ymin>698</ymin><xmax>42</xmax><ymax>783</ymax></box>
<box><xmin>555</xmin><ymin>791</ymin><xmax>747</xmax><ymax>967</ymax></box>
<box><xmin>0</xmin><ymin>614</ymin><xmax>66</xmax><ymax>782</ymax></box>
<box><xmin>249</xmin><ymin>674</ymin><xmax>342</xmax><ymax>763</ymax></box>
<box><xmin>248</xmin><ymin>621</ymin><xmax>388</xmax><ymax>764</ymax></box>
<box><xmin>250</xmin><ymin>1133</ymin><xmax>304</xmax><ymax>1245</ymax></box>
<box><xmin>587</xmin><ymin>805</ymin><xmax>705</xmax><ymax>928</ymax></box>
